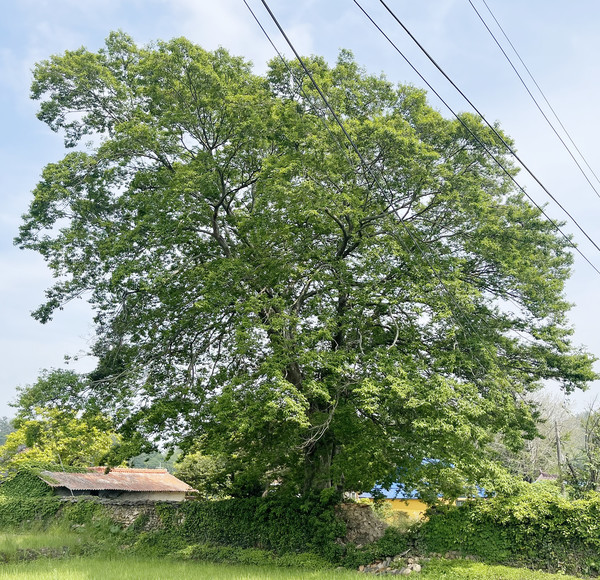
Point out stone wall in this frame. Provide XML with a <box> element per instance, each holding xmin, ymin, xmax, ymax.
<box><xmin>336</xmin><ymin>502</ymin><xmax>387</xmax><ymax>546</ymax></box>
<box><xmin>101</xmin><ymin>501</ymin><xmax>166</xmax><ymax>529</ymax></box>
<box><xmin>60</xmin><ymin>497</ymin><xmax>170</xmax><ymax>531</ymax></box>
<box><xmin>60</xmin><ymin>497</ymin><xmax>387</xmax><ymax>543</ymax></box>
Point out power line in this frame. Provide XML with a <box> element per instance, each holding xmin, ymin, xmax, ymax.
<box><xmin>351</xmin><ymin>0</ymin><xmax>600</xmax><ymax>277</ymax></box>
<box><xmin>374</xmin><ymin>0</ymin><xmax>600</xmax><ymax>260</ymax></box>
<box><xmin>476</xmin><ymin>0</ymin><xmax>600</xmax><ymax>188</ymax></box>
<box><xmin>241</xmin><ymin>0</ymin><xmax>356</xmax><ymax>171</ymax></box>
<box><xmin>467</xmin><ymin>0</ymin><xmax>600</xmax><ymax>199</ymax></box>
<box><xmin>245</xmin><ymin>0</ymin><xmax>561</xmax><ymax>378</ymax></box>
<box><xmin>245</xmin><ymin>0</ymin><xmax>497</xmax><ymax>373</ymax></box>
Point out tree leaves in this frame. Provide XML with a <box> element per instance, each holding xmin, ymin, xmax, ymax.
<box><xmin>17</xmin><ymin>32</ymin><xmax>597</xmax><ymax>496</ymax></box>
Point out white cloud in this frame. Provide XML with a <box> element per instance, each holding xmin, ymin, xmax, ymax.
<box><xmin>167</xmin><ymin>0</ymin><xmax>274</xmax><ymax>68</ymax></box>
<box><xmin>165</xmin><ymin>0</ymin><xmax>317</xmax><ymax>71</ymax></box>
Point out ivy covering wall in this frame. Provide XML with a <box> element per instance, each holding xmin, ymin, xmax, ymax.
<box><xmin>419</xmin><ymin>484</ymin><xmax>600</xmax><ymax>576</ymax></box>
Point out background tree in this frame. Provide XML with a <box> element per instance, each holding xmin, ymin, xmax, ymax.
<box><xmin>491</xmin><ymin>392</ymin><xmax>581</xmax><ymax>482</ymax></box>
<box><xmin>0</xmin><ymin>418</ymin><xmax>14</xmax><ymax>447</ymax></box>
<box><xmin>173</xmin><ymin>450</ymin><xmax>232</xmax><ymax>499</ymax></box>
<box><xmin>562</xmin><ymin>403</ymin><xmax>600</xmax><ymax>493</ymax></box>
<box><xmin>0</xmin><ymin>407</ymin><xmax>120</xmax><ymax>471</ymax></box>
<box><xmin>12</xmin><ymin>369</ymin><xmax>90</xmax><ymax>421</ymax></box>
<box><xmin>16</xmin><ymin>32</ymin><xmax>596</xmax><ymax>496</ymax></box>
<box><xmin>130</xmin><ymin>450</ymin><xmax>180</xmax><ymax>472</ymax></box>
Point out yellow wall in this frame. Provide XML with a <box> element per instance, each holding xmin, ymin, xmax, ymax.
<box><xmin>363</xmin><ymin>497</ymin><xmax>470</xmax><ymax>522</ymax></box>
<box><xmin>362</xmin><ymin>497</ymin><xmax>429</xmax><ymax>521</ymax></box>
<box><xmin>386</xmin><ymin>498</ymin><xmax>429</xmax><ymax>520</ymax></box>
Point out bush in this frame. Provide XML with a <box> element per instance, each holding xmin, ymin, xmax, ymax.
<box><xmin>155</xmin><ymin>490</ymin><xmax>345</xmax><ymax>557</ymax></box>
<box><xmin>59</xmin><ymin>499</ymin><xmax>105</xmax><ymax>526</ymax></box>
<box><xmin>176</xmin><ymin>543</ymin><xmax>332</xmax><ymax>569</ymax></box>
<box><xmin>0</xmin><ymin>470</ymin><xmax>55</xmax><ymax>499</ymax></box>
<box><xmin>418</xmin><ymin>484</ymin><xmax>600</xmax><ymax>576</ymax></box>
<box><xmin>0</xmin><ymin>497</ymin><xmax>61</xmax><ymax>529</ymax></box>
<box><xmin>340</xmin><ymin>526</ymin><xmax>412</xmax><ymax>569</ymax></box>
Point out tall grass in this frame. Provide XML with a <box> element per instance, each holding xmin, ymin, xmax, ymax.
<box><xmin>0</xmin><ymin>528</ymin><xmax>84</xmax><ymax>555</ymax></box>
<box><xmin>0</xmin><ymin>556</ymin><xmax>588</xmax><ymax>580</ymax></box>
<box><xmin>0</xmin><ymin>556</ymin><xmax>361</xmax><ymax>579</ymax></box>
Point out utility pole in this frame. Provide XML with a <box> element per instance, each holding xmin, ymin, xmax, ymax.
<box><xmin>555</xmin><ymin>419</ymin><xmax>565</xmax><ymax>494</ymax></box>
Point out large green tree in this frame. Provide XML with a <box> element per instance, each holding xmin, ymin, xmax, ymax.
<box><xmin>16</xmin><ymin>32</ymin><xmax>595</xmax><ymax>496</ymax></box>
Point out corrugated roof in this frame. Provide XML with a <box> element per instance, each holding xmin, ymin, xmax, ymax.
<box><xmin>39</xmin><ymin>468</ymin><xmax>193</xmax><ymax>492</ymax></box>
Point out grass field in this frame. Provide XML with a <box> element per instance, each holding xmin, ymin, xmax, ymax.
<box><xmin>0</xmin><ymin>529</ymin><xmax>85</xmax><ymax>555</ymax></box>
<box><xmin>0</xmin><ymin>555</ymin><xmax>587</xmax><ymax>580</ymax></box>
<box><xmin>0</xmin><ymin>556</ymin><xmax>360</xmax><ymax>579</ymax></box>
<box><xmin>420</xmin><ymin>559</ymin><xmax>585</xmax><ymax>579</ymax></box>
<box><xmin>0</xmin><ymin>530</ymin><xmax>588</xmax><ymax>579</ymax></box>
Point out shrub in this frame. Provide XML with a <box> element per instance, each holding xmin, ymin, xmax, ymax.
<box><xmin>0</xmin><ymin>497</ymin><xmax>61</xmax><ymax>529</ymax></box>
<box><xmin>157</xmin><ymin>490</ymin><xmax>345</xmax><ymax>556</ymax></box>
<box><xmin>418</xmin><ymin>484</ymin><xmax>600</xmax><ymax>576</ymax></box>
<box><xmin>339</xmin><ymin>526</ymin><xmax>413</xmax><ymax>569</ymax></box>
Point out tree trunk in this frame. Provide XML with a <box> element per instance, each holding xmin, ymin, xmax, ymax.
<box><xmin>302</xmin><ymin>432</ymin><xmax>336</xmax><ymax>494</ymax></box>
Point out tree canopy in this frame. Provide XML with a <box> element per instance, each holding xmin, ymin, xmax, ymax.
<box><xmin>0</xmin><ymin>407</ymin><xmax>119</xmax><ymax>471</ymax></box>
<box><xmin>16</xmin><ymin>31</ymin><xmax>596</xmax><ymax>497</ymax></box>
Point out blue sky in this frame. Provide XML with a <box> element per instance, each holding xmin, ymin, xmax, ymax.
<box><xmin>2</xmin><ymin>0</ymin><xmax>600</xmax><ymax>415</ymax></box>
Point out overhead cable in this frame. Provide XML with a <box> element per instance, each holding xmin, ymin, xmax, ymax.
<box><xmin>350</xmin><ymin>0</ymin><xmax>600</xmax><ymax>275</ymax></box>
<box><xmin>245</xmin><ymin>0</ymin><xmax>560</xmax><ymax>374</ymax></box>
<box><xmin>475</xmin><ymin>0</ymin><xmax>600</xmax><ymax>188</ymax></box>
<box><xmin>467</xmin><ymin>0</ymin><xmax>600</xmax><ymax>199</ymax></box>
<box><xmin>373</xmin><ymin>0</ymin><xmax>600</xmax><ymax>259</ymax></box>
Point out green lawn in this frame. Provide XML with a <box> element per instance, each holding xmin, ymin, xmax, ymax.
<box><xmin>420</xmin><ymin>559</ymin><xmax>585</xmax><ymax>579</ymax></box>
<box><xmin>0</xmin><ymin>556</ymin><xmax>588</xmax><ymax>580</ymax></box>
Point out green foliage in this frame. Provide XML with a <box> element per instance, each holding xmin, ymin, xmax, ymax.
<box><xmin>418</xmin><ymin>483</ymin><xmax>600</xmax><ymax>576</ymax></box>
<box><xmin>18</xmin><ymin>31</ymin><xmax>597</xmax><ymax>496</ymax></box>
<box><xmin>0</xmin><ymin>498</ymin><xmax>61</xmax><ymax>529</ymax></box>
<box><xmin>150</xmin><ymin>492</ymin><xmax>345</xmax><ymax>558</ymax></box>
<box><xmin>3</xmin><ymin>486</ymin><xmax>600</xmax><ymax>576</ymax></box>
<box><xmin>0</xmin><ymin>407</ymin><xmax>120</xmax><ymax>472</ymax></box>
<box><xmin>371</xmin><ymin>526</ymin><xmax>412</xmax><ymax>557</ymax></box>
<box><xmin>0</xmin><ymin>476</ymin><xmax>113</xmax><ymax>534</ymax></box>
<box><xmin>0</xmin><ymin>470</ymin><xmax>56</xmax><ymax>499</ymax></box>
<box><xmin>341</xmin><ymin>526</ymin><xmax>412</xmax><ymax>569</ymax></box>
<box><xmin>174</xmin><ymin>451</ymin><xmax>231</xmax><ymax>499</ymax></box>
<box><xmin>0</xmin><ymin>491</ymin><xmax>347</xmax><ymax>562</ymax></box>
<box><xmin>130</xmin><ymin>449</ymin><xmax>180</xmax><ymax>472</ymax></box>
<box><xmin>131</xmin><ymin>528</ymin><xmax>188</xmax><ymax>557</ymax></box>
<box><xmin>12</xmin><ymin>370</ymin><xmax>89</xmax><ymax>420</ymax></box>
<box><xmin>59</xmin><ymin>500</ymin><xmax>105</xmax><ymax>526</ymax></box>
<box><xmin>563</xmin><ymin>407</ymin><xmax>600</xmax><ymax>494</ymax></box>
